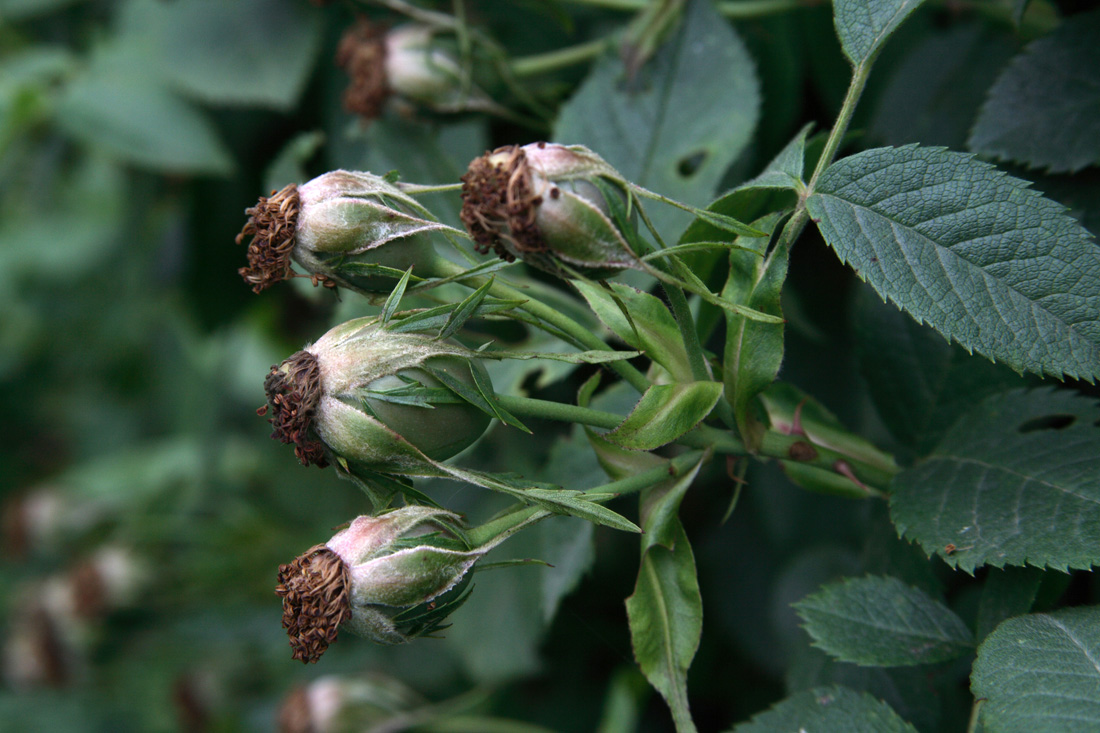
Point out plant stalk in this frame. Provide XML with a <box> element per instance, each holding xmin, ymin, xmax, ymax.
<box><xmin>511</xmin><ymin>38</ymin><xmax>612</xmax><ymax>77</ymax></box>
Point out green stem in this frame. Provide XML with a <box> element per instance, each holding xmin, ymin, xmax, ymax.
<box><xmin>496</xmin><ymin>394</ymin><xmax>897</xmax><ymax>492</ymax></box>
<box><xmin>511</xmin><ymin>38</ymin><xmax>612</xmax><ymax>77</ymax></box>
<box><xmin>551</xmin><ymin>0</ymin><xmax>802</xmax><ymax>17</ymax></box>
<box><xmin>466</xmin><ymin>450</ymin><xmax>707</xmax><ymax>547</ymax></box>
<box><xmin>775</xmin><ymin>54</ymin><xmax>876</xmax><ymax>255</ymax></box>
<box><xmin>433</xmin><ymin>258</ymin><xmax>652</xmax><ymax>393</ymax></box>
<box><xmin>663</xmin><ymin>282</ymin><xmax>736</xmax><ymax>429</ymax></box>
<box><xmin>967</xmin><ymin>699</ymin><xmax>984</xmax><ymax>733</ymax></box>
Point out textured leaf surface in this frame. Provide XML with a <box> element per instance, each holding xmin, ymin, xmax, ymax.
<box><xmin>973</xmin><ymin>606</ymin><xmax>1100</xmax><ymax>732</ymax></box>
<box><xmin>794</xmin><ymin>576</ymin><xmax>973</xmax><ymax>666</ymax></box>
<box><xmin>969</xmin><ymin>10</ymin><xmax>1100</xmax><ymax>173</ymax></box>
<box><xmin>891</xmin><ymin>388</ymin><xmax>1100</xmax><ymax>571</ymax></box>
<box><xmin>807</xmin><ymin>145</ymin><xmax>1100</xmax><ymax>381</ymax></box>
<box><xmin>606</xmin><ymin>382</ymin><xmax>723</xmax><ymax>451</ymax></box>
<box><xmin>976</xmin><ymin>566</ymin><xmax>1042</xmax><ymax>642</ymax></box>
<box><xmin>852</xmin><ymin>285</ymin><xmax>1028</xmax><ymax>454</ymax></box>
<box><xmin>732</xmin><ymin>686</ymin><xmax>919</xmax><ymax>732</ymax></box>
<box><xmin>833</xmin><ymin>0</ymin><xmax>927</xmax><ymax>66</ymax></box>
<box><xmin>554</xmin><ymin>0</ymin><xmax>758</xmax><ymax>243</ymax></box>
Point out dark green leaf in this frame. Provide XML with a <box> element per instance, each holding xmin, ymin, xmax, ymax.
<box><xmin>554</xmin><ymin>0</ymin><xmax>759</xmax><ymax>243</ymax></box>
<box><xmin>794</xmin><ymin>576</ymin><xmax>974</xmax><ymax>666</ymax></box>
<box><xmin>263</xmin><ymin>130</ymin><xmax>324</xmax><ymax>193</ymax></box>
<box><xmin>807</xmin><ymin>145</ymin><xmax>1100</xmax><ymax>381</ymax></box>
<box><xmin>56</xmin><ymin>49</ymin><xmax>233</xmax><ymax>174</ymax></box>
<box><xmin>891</xmin><ymin>388</ymin><xmax>1100</xmax><ymax>571</ymax></box>
<box><xmin>976</xmin><ymin>566</ymin><xmax>1043</xmax><ymax>642</ymax></box>
<box><xmin>731</xmin><ymin>686</ymin><xmax>919</xmax><ymax>732</ymax></box>
<box><xmin>833</xmin><ymin>0</ymin><xmax>928</xmax><ymax>67</ymax></box>
<box><xmin>973</xmin><ymin>606</ymin><xmax>1100</xmax><ymax>732</ymax></box>
<box><xmin>852</xmin><ymin>284</ymin><xmax>1029</xmax><ymax>454</ymax></box>
<box><xmin>742</xmin><ymin>123</ymin><xmax>812</xmax><ymax>191</ymax></box>
<box><xmin>605</xmin><ymin>382</ymin><xmax>724</xmax><ymax>451</ymax></box>
<box><xmin>150</xmin><ymin>0</ymin><xmax>322</xmax><ymax>111</ymax></box>
<box><xmin>384</xmin><ymin>298</ymin><xmax>524</xmax><ymax>334</ymax></box>
<box><xmin>969</xmin><ymin>10</ymin><xmax>1100</xmax><ymax>173</ymax></box>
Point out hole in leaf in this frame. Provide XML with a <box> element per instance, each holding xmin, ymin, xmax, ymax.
<box><xmin>677</xmin><ymin>151</ymin><xmax>707</xmax><ymax>178</ymax></box>
<box><xmin>1017</xmin><ymin>414</ymin><xmax>1076</xmax><ymax>433</ymax></box>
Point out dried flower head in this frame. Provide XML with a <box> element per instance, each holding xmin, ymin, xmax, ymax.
<box><xmin>275</xmin><ymin>545</ymin><xmax>353</xmax><ymax>664</ymax></box>
<box><xmin>336</xmin><ymin>18</ymin><xmax>389</xmax><ymax>120</ymax></box>
<box><xmin>261</xmin><ymin>350</ymin><xmax>327</xmax><ymax>468</ymax></box>
<box><xmin>236</xmin><ymin>183</ymin><xmax>323</xmax><ymax>294</ymax></box>
<box><xmin>460</xmin><ymin>142</ymin><xmax>637</xmax><ymax>278</ymax></box>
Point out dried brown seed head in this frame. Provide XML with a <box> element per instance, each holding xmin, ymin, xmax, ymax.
<box><xmin>275</xmin><ymin>545</ymin><xmax>353</xmax><ymax>664</ymax></box>
<box><xmin>236</xmin><ymin>183</ymin><xmax>310</xmax><ymax>293</ymax></box>
<box><xmin>336</xmin><ymin>18</ymin><xmax>389</xmax><ymax>121</ymax></box>
<box><xmin>262</xmin><ymin>350</ymin><xmax>328</xmax><ymax>468</ymax></box>
<box><xmin>459</xmin><ymin>145</ymin><xmax>546</xmax><ymax>264</ymax></box>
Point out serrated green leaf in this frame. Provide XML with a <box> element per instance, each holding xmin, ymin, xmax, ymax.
<box><xmin>722</xmin><ymin>214</ymin><xmax>788</xmax><ymax>450</ymax></box>
<box><xmin>743</xmin><ymin>123</ymin><xmax>812</xmax><ymax>191</ymax></box>
<box><xmin>807</xmin><ymin>145</ymin><xmax>1100</xmax><ymax>381</ymax></box>
<box><xmin>852</xmin><ymin>285</ymin><xmax>1029</xmax><ymax>454</ymax></box>
<box><xmin>150</xmin><ymin>0</ymin><xmax>322</xmax><ymax>111</ymax></box>
<box><xmin>973</xmin><ymin>606</ymin><xmax>1100</xmax><ymax>732</ymax></box>
<box><xmin>554</xmin><ymin>0</ymin><xmax>759</xmax><ymax>243</ymax></box>
<box><xmin>969</xmin><ymin>10</ymin><xmax>1100</xmax><ymax>174</ymax></box>
<box><xmin>833</xmin><ymin>0</ymin><xmax>928</xmax><ymax>67</ymax></box>
<box><xmin>606</xmin><ymin>382</ymin><xmax>724</xmax><ymax>451</ymax></box>
<box><xmin>731</xmin><ymin>686</ymin><xmax>920</xmax><ymax>732</ymax></box>
<box><xmin>794</xmin><ymin>575</ymin><xmax>974</xmax><ymax>666</ymax></box>
<box><xmin>627</xmin><ymin>521</ymin><xmax>702</xmax><ymax>733</ymax></box>
<box><xmin>574</xmin><ymin>281</ymin><xmax>693</xmax><ymax>382</ymax></box>
<box><xmin>890</xmin><ymin>388</ymin><xmax>1100</xmax><ymax>572</ymax></box>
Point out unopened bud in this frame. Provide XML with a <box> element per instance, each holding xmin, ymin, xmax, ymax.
<box><xmin>337</xmin><ymin>20</ymin><xmax>490</xmax><ymax>121</ymax></box>
<box><xmin>260</xmin><ymin>317</ymin><xmax>492</xmax><ymax>472</ymax></box>
<box><xmin>460</xmin><ymin>142</ymin><xmax>637</xmax><ymax>278</ymax></box>
<box><xmin>275</xmin><ymin>507</ymin><xmax>484</xmax><ymax>661</ymax></box>
<box><xmin>236</xmin><ymin>171</ymin><xmax>446</xmax><ymax>294</ymax></box>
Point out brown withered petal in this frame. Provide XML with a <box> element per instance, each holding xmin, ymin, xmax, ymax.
<box><xmin>277</xmin><ymin>684</ymin><xmax>312</xmax><ymax>733</ymax></box>
<box><xmin>460</xmin><ymin>145</ymin><xmax>547</xmax><ymax>263</ymax></box>
<box><xmin>262</xmin><ymin>351</ymin><xmax>329</xmax><ymax>468</ymax></box>
<box><xmin>236</xmin><ymin>183</ymin><xmax>302</xmax><ymax>293</ymax></box>
<box><xmin>336</xmin><ymin>18</ymin><xmax>389</xmax><ymax>121</ymax></box>
<box><xmin>275</xmin><ymin>545</ymin><xmax>352</xmax><ymax>664</ymax></box>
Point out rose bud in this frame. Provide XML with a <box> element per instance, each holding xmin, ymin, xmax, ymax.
<box><xmin>275</xmin><ymin>507</ymin><xmax>495</xmax><ymax>660</ymax></box>
<box><xmin>337</xmin><ymin>19</ymin><xmax>494</xmax><ymax>121</ymax></box>
<box><xmin>460</xmin><ymin>142</ymin><xmax>638</xmax><ymax>278</ymax></box>
<box><xmin>260</xmin><ymin>316</ymin><xmax>493</xmax><ymax>472</ymax></box>
<box><xmin>236</xmin><ymin>171</ymin><xmax>449</xmax><ymax>294</ymax></box>
<box><xmin>278</xmin><ymin>674</ymin><xmax>420</xmax><ymax>733</ymax></box>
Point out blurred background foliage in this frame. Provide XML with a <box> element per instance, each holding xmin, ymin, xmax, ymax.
<box><xmin>1</xmin><ymin>0</ymin><xmax>1097</xmax><ymax>731</ymax></box>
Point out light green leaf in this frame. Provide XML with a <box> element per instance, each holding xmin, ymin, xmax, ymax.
<box><xmin>722</xmin><ymin>213</ymin><xmax>788</xmax><ymax>450</ymax></box>
<box><xmin>794</xmin><ymin>575</ymin><xmax>974</xmax><ymax>666</ymax></box>
<box><xmin>969</xmin><ymin>10</ymin><xmax>1100</xmax><ymax>174</ymax></box>
<box><xmin>807</xmin><ymin>145</ymin><xmax>1100</xmax><ymax>381</ymax></box>
<box><xmin>833</xmin><ymin>0</ymin><xmax>928</xmax><ymax>67</ymax></box>
<box><xmin>574</xmin><ymin>281</ymin><xmax>693</xmax><ymax>382</ymax></box>
<box><xmin>626</xmin><ymin>521</ymin><xmax>702</xmax><ymax>733</ymax></box>
<box><xmin>731</xmin><ymin>686</ymin><xmax>919</xmax><ymax>732</ymax></box>
<box><xmin>554</xmin><ymin>0</ymin><xmax>759</xmax><ymax>243</ymax></box>
<box><xmin>973</xmin><ymin>606</ymin><xmax>1100</xmax><ymax>732</ymax></box>
<box><xmin>742</xmin><ymin>123</ymin><xmax>812</xmax><ymax>191</ymax></box>
<box><xmin>149</xmin><ymin>0</ymin><xmax>322</xmax><ymax>110</ymax></box>
<box><xmin>606</xmin><ymin>382</ymin><xmax>724</xmax><ymax>451</ymax></box>
<box><xmin>890</xmin><ymin>388</ymin><xmax>1100</xmax><ymax>572</ymax></box>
